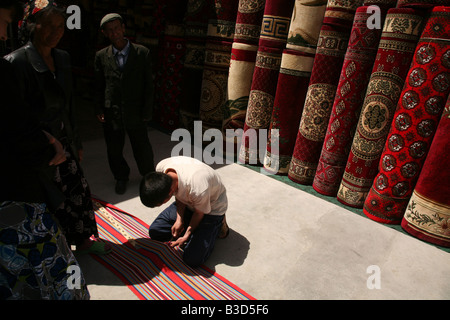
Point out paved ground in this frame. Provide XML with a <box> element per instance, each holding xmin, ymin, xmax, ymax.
<box><xmin>73</xmin><ymin>96</ymin><xmax>450</xmax><ymax>300</ymax></box>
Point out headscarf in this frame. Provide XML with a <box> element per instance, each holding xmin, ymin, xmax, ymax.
<box><xmin>18</xmin><ymin>0</ymin><xmax>64</xmax><ymax>45</ymax></box>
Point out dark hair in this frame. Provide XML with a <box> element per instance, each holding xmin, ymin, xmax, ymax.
<box><xmin>0</xmin><ymin>0</ymin><xmax>23</xmax><ymax>21</ymax></box>
<box><xmin>139</xmin><ymin>172</ymin><xmax>173</xmax><ymax>208</ymax></box>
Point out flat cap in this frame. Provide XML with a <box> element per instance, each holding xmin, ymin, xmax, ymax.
<box><xmin>100</xmin><ymin>13</ymin><xmax>123</xmax><ymax>29</ymax></box>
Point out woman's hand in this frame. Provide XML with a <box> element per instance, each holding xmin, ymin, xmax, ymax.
<box><xmin>78</xmin><ymin>148</ymin><xmax>84</xmax><ymax>162</ymax></box>
<box><xmin>43</xmin><ymin>131</ymin><xmax>66</xmax><ymax>166</ymax></box>
<box><xmin>96</xmin><ymin>114</ymin><xmax>105</xmax><ymax>123</ymax></box>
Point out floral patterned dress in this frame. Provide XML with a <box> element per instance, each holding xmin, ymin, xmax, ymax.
<box><xmin>0</xmin><ymin>202</ymin><xmax>89</xmax><ymax>300</ymax></box>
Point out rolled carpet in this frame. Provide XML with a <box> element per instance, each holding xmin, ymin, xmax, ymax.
<box><xmin>288</xmin><ymin>0</ymin><xmax>364</xmax><ymax>185</ymax></box>
<box><xmin>401</xmin><ymin>94</ymin><xmax>450</xmax><ymax>248</ymax></box>
<box><xmin>239</xmin><ymin>0</ymin><xmax>295</xmax><ymax>164</ymax></box>
<box><xmin>336</xmin><ymin>8</ymin><xmax>426</xmax><ymax>208</ymax></box>
<box><xmin>364</xmin><ymin>6</ymin><xmax>450</xmax><ymax>224</ymax></box>
<box><xmin>263</xmin><ymin>48</ymin><xmax>316</xmax><ymax>174</ymax></box>
<box><xmin>312</xmin><ymin>4</ymin><xmax>393</xmax><ymax>196</ymax></box>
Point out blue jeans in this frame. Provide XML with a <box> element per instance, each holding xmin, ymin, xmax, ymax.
<box><xmin>148</xmin><ymin>202</ymin><xmax>224</xmax><ymax>267</ymax></box>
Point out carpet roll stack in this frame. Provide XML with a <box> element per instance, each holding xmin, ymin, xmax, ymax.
<box><xmin>288</xmin><ymin>0</ymin><xmax>364</xmax><ymax>184</ymax></box>
<box><xmin>239</xmin><ymin>0</ymin><xmax>295</xmax><ymax>165</ymax></box>
<box><xmin>364</xmin><ymin>6</ymin><xmax>450</xmax><ymax>224</ymax></box>
<box><xmin>337</xmin><ymin>8</ymin><xmax>426</xmax><ymax>208</ymax></box>
<box><xmin>263</xmin><ymin>0</ymin><xmax>327</xmax><ymax>174</ymax></box>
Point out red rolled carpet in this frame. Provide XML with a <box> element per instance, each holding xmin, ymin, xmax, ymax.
<box><xmin>239</xmin><ymin>45</ymin><xmax>284</xmax><ymax>164</ymax></box>
<box><xmin>232</xmin><ymin>0</ymin><xmax>266</xmax><ymax>46</ymax></box>
<box><xmin>263</xmin><ymin>48</ymin><xmax>316</xmax><ymax>174</ymax></box>
<box><xmin>337</xmin><ymin>8</ymin><xmax>426</xmax><ymax>208</ymax></box>
<box><xmin>313</xmin><ymin>4</ymin><xmax>395</xmax><ymax>196</ymax></box>
<box><xmin>364</xmin><ymin>6</ymin><xmax>450</xmax><ymax>224</ymax></box>
<box><xmin>222</xmin><ymin>0</ymin><xmax>266</xmax><ymax>153</ymax></box>
<box><xmin>263</xmin><ymin>0</ymin><xmax>327</xmax><ymax>174</ymax></box>
<box><xmin>288</xmin><ymin>0</ymin><xmax>363</xmax><ymax>185</ymax></box>
<box><xmin>401</xmin><ymin>94</ymin><xmax>450</xmax><ymax>248</ymax></box>
<box><xmin>258</xmin><ymin>0</ymin><xmax>294</xmax><ymax>49</ymax></box>
<box><xmin>153</xmin><ymin>32</ymin><xmax>185</xmax><ymax>132</ymax></box>
<box><xmin>239</xmin><ymin>0</ymin><xmax>295</xmax><ymax>164</ymax></box>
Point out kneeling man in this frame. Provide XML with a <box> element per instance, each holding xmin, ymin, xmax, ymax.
<box><xmin>140</xmin><ymin>156</ymin><xmax>229</xmax><ymax>267</ymax></box>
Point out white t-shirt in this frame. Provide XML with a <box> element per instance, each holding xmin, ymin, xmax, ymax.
<box><xmin>156</xmin><ymin>156</ymin><xmax>228</xmax><ymax>216</ymax></box>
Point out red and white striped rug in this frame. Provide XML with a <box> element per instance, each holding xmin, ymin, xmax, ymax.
<box><xmin>90</xmin><ymin>198</ymin><xmax>255</xmax><ymax>300</ymax></box>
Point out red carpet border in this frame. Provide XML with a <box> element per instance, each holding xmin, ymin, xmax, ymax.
<box><xmin>337</xmin><ymin>8</ymin><xmax>426</xmax><ymax>208</ymax></box>
<box><xmin>312</xmin><ymin>3</ymin><xmax>395</xmax><ymax>196</ymax></box>
<box><xmin>364</xmin><ymin>6</ymin><xmax>450</xmax><ymax>224</ymax></box>
<box><xmin>239</xmin><ymin>0</ymin><xmax>295</xmax><ymax>165</ymax></box>
<box><xmin>288</xmin><ymin>0</ymin><xmax>363</xmax><ymax>185</ymax></box>
<box><xmin>90</xmin><ymin>198</ymin><xmax>255</xmax><ymax>300</ymax></box>
<box><xmin>401</xmin><ymin>94</ymin><xmax>450</xmax><ymax>248</ymax></box>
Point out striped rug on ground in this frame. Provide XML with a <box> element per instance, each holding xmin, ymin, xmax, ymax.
<box><xmin>90</xmin><ymin>198</ymin><xmax>255</xmax><ymax>300</ymax></box>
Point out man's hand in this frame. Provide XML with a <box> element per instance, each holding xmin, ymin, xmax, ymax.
<box><xmin>170</xmin><ymin>234</ymin><xmax>189</xmax><ymax>249</ymax></box>
<box><xmin>170</xmin><ymin>209</ymin><xmax>205</xmax><ymax>249</ymax></box>
<box><xmin>171</xmin><ymin>218</ymin><xmax>184</xmax><ymax>239</ymax></box>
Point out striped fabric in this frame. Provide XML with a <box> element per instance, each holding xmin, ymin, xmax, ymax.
<box><xmin>90</xmin><ymin>198</ymin><xmax>254</xmax><ymax>300</ymax></box>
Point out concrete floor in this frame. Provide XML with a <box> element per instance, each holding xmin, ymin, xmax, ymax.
<box><xmin>73</xmin><ymin>96</ymin><xmax>450</xmax><ymax>300</ymax></box>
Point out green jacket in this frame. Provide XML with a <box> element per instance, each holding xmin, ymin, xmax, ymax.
<box><xmin>94</xmin><ymin>42</ymin><xmax>154</xmax><ymax>128</ymax></box>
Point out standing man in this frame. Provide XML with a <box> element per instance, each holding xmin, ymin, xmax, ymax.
<box><xmin>140</xmin><ymin>156</ymin><xmax>230</xmax><ymax>267</ymax></box>
<box><xmin>94</xmin><ymin>13</ymin><xmax>155</xmax><ymax>194</ymax></box>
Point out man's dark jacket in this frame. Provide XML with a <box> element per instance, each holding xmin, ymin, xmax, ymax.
<box><xmin>94</xmin><ymin>42</ymin><xmax>154</xmax><ymax>128</ymax></box>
